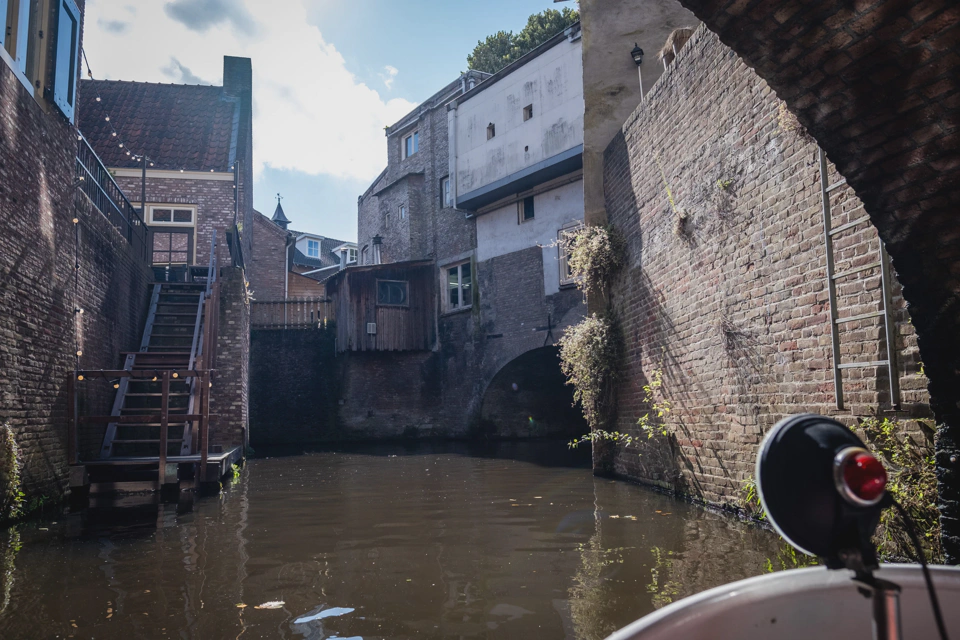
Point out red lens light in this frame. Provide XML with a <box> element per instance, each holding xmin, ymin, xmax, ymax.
<box><xmin>842</xmin><ymin>451</ymin><xmax>887</xmax><ymax>503</ymax></box>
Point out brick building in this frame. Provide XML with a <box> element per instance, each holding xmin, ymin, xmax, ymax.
<box><xmin>599</xmin><ymin>26</ymin><xmax>932</xmax><ymax>507</ymax></box>
<box><xmin>78</xmin><ymin>56</ymin><xmax>254</xmax><ymax>274</ymax></box>
<box><xmin>0</xmin><ymin>0</ymin><xmax>155</xmax><ymax>498</ymax></box>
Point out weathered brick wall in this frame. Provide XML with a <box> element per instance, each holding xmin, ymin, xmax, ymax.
<box><xmin>249</xmin><ymin>329</ymin><xmax>339</xmax><ymax>445</ymax></box>
<box><xmin>601</xmin><ymin>27</ymin><xmax>930</xmax><ymax>507</ymax></box>
<box><xmin>248</xmin><ymin>212</ymin><xmax>288</xmax><ymax>301</ymax></box>
<box><xmin>114</xmin><ymin>175</ymin><xmax>235</xmax><ymax>268</ymax></box>
<box><xmin>210</xmin><ymin>267</ymin><xmax>249</xmax><ymax>450</ymax></box>
<box><xmin>0</xmin><ymin>38</ymin><xmax>152</xmax><ymax>496</ymax></box>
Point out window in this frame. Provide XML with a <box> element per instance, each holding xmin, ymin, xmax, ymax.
<box><xmin>2</xmin><ymin>0</ymin><xmax>81</xmax><ymax>120</ymax></box>
<box><xmin>348</xmin><ymin>248</ymin><xmax>358</xmax><ymax>264</ymax></box>
<box><xmin>441</xmin><ymin>177</ymin><xmax>452</xmax><ymax>207</ymax></box>
<box><xmin>487</xmin><ymin>123</ymin><xmax>496</xmax><ymax>140</ymax></box>
<box><xmin>377</xmin><ymin>280</ymin><xmax>408</xmax><ymax>306</ymax></box>
<box><xmin>148</xmin><ymin>205</ymin><xmax>196</xmax><ymax>226</ymax></box>
<box><xmin>307</xmin><ymin>239</ymin><xmax>320</xmax><ymax>257</ymax></box>
<box><xmin>361</xmin><ymin>245</ymin><xmax>369</xmax><ymax>265</ymax></box>
<box><xmin>446</xmin><ymin>261</ymin><xmax>472</xmax><ymax>311</ymax></box>
<box><xmin>519</xmin><ymin>196</ymin><xmax>535</xmax><ymax>223</ymax></box>
<box><xmin>152</xmin><ymin>231</ymin><xmax>191</xmax><ymax>265</ymax></box>
<box><xmin>559</xmin><ymin>222</ymin><xmax>582</xmax><ymax>286</ymax></box>
<box><xmin>523</xmin><ymin>104</ymin><xmax>534</xmax><ymax>121</ymax></box>
<box><xmin>399</xmin><ymin>203</ymin><xmax>407</xmax><ymax>220</ymax></box>
<box><xmin>402</xmin><ymin>131</ymin><xmax>419</xmax><ymax>158</ymax></box>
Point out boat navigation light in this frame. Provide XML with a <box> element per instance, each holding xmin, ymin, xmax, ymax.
<box><xmin>835</xmin><ymin>446</ymin><xmax>887</xmax><ymax>507</ymax></box>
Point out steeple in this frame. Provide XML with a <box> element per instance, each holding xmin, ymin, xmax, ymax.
<box><xmin>272</xmin><ymin>193</ymin><xmax>290</xmax><ymax>230</ymax></box>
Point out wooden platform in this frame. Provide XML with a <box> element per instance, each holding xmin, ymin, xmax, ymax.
<box><xmin>71</xmin><ymin>446</ymin><xmax>243</xmax><ymax>494</ymax></box>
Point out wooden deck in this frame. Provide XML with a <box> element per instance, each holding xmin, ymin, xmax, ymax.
<box><xmin>71</xmin><ymin>446</ymin><xmax>243</xmax><ymax>494</ymax></box>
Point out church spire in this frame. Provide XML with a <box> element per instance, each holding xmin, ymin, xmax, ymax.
<box><xmin>272</xmin><ymin>193</ymin><xmax>290</xmax><ymax>230</ymax></box>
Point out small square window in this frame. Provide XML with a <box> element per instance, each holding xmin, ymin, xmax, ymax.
<box><xmin>519</xmin><ymin>196</ymin><xmax>535</xmax><ymax>223</ymax></box>
<box><xmin>446</xmin><ymin>261</ymin><xmax>473</xmax><ymax>311</ymax></box>
<box><xmin>441</xmin><ymin>177</ymin><xmax>452</xmax><ymax>207</ymax></box>
<box><xmin>377</xmin><ymin>280</ymin><xmax>409</xmax><ymax>306</ymax></box>
<box><xmin>402</xmin><ymin>131</ymin><xmax>419</xmax><ymax>158</ymax></box>
<box><xmin>399</xmin><ymin>203</ymin><xmax>407</xmax><ymax>220</ymax></box>
<box><xmin>307</xmin><ymin>239</ymin><xmax>320</xmax><ymax>257</ymax></box>
<box><xmin>523</xmin><ymin>104</ymin><xmax>533</xmax><ymax>121</ymax></box>
<box><xmin>487</xmin><ymin>123</ymin><xmax>496</xmax><ymax>140</ymax></box>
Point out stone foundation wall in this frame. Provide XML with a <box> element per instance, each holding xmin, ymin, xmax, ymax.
<box><xmin>601</xmin><ymin>27</ymin><xmax>930</xmax><ymax>507</ymax></box>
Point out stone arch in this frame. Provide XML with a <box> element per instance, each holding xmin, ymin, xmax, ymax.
<box><xmin>477</xmin><ymin>345</ymin><xmax>588</xmax><ymax>438</ymax></box>
<box><xmin>610</xmin><ymin>0</ymin><xmax>960</xmax><ymax>557</ymax></box>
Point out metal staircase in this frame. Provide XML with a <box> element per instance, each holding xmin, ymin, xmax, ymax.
<box><xmin>818</xmin><ymin>148</ymin><xmax>900</xmax><ymax>410</ymax></box>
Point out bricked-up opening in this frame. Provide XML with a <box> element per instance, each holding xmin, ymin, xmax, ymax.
<box><xmin>479</xmin><ymin>346</ymin><xmax>588</xmax><ymax>438</ymax></box>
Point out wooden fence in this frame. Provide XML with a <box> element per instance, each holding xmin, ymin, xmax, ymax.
<box><xmin>251</xmin><ymin>298</ymin><xmax>334</xmax><ymax>329</ymax></box>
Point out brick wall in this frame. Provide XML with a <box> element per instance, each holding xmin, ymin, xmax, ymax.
<box><xmin>210</xmin><ymin>267</ymin><xmax>249</xmax><ymax>450</ymax></box>
<box><xmin>248</xmin><ymin>212</ymin><xmax>288</xmax><ymax>301</ymax></box>
<box><xmin>114</xmin><ymin>175</ymin><xmax>235</xmax><ymax>267</ymax></box>
<box><xmin>601</xmin><ymin>27</ymin><xmax>930</xmax><ymax>507</ymax></box>
<box><xmin>0</xmin><ymin>39</ymin><xmax>152</xmax><ymax>496</ymax></box>
<box><xmin>249</xmin><ymin>329</ymin><xmax>339</xmax><ymax>445</ymax></box>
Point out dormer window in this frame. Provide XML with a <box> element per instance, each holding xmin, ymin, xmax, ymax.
<box><xmin>402</xmin><ymin>131</ymin><xmax>419</xmax><ymax>159</ymax></box>
<box><xmin>348</xmin><ymin>248</ymin><xmax>358</xmax><ymax>263</ymax></box>
<box><xmin>307</xmin><ymin>239</ymin><xmax>320</xmax><ymax>257</ymax></box>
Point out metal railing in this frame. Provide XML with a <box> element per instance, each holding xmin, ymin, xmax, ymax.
<box><xmin>251</xmin><ymin>298</ymin><xmax>334</xmax><ymax>329</ymax></box>
<box><xmin>76</xmin><ymin>134</ymin><xmax>149</xmax><ymax>261</ymax></box>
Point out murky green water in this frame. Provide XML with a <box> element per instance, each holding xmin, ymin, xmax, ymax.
<box><xmin>0</xmin><ymin>442</ymin><xmax>792</xmax><ymax>639</ymax></box>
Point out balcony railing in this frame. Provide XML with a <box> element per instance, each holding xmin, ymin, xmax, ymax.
<box><xmin>76</xmin><ymin>135</ymin><xmax>148</xmax><ymax>261</ymax></box>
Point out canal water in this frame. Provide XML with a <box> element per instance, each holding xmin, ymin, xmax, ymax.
<box><xmin>0</xmin><ymin>442</ymin><xmax>795</xmax><ymax>639</ymax></box>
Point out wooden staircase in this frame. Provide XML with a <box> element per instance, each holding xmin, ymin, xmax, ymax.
<box><xmin>69</xmin><ymin>232</ymin><xmax>240</xmax><ymax>495</ymax></box>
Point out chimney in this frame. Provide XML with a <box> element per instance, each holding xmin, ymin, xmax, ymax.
<box><xmin>222</xmin><ymin>56</ymin><xmax>252</xmax><ymax>100</ymax></box>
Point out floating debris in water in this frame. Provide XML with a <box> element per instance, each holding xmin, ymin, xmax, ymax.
<box><xmin>236</xmin><ymin>603</ymin><xmax>247</xmax><ymax>608</ymax></box>
<box><xmin>293</xmin><ymin>606</ymin><xmax>355</xmax><ymax>624</ymax></box>
<box><xmin>609</xmin><ymin>515</ymin><xmax>620</xmax><ymax>519</ymax></box>
<box><xmin>255</xmin><ymin>601</ymin><xmax>285</xmax><ymax>609</ymax></box>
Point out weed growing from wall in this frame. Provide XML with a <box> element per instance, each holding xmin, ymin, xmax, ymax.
<box><xmin>559</xmin><ymin>313</ymin><xmax>624</xmax><ymax>433</ymax></box>
<box><xmin>560</xmin><ymin>225</ymin><xmax>626</xmax><ymax>296</ymax></box>
<box><xmin>0</xmin><ymin>424</ymin><xmax>23</xmax><ymax>522</ymax></box>
<box><xmin>636</xmin><ymin>366</ymin><xmax>673</xmax><ymax>438</ymax></box>
<box><xmin>855</xmin><ymin>416</ymin><xmax>941</xmax><ymax>563</ymax></box>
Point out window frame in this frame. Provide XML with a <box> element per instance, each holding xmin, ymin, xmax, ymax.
<box><xmin>402</xmin><ymin>131</ymin><xmax>419</xmax><ymax>159</ymax></box>
<box><xmin>518</xmin><ymin>195</ymin><xmax>535</xmax><ymax>223</ymax></box>
<box><xmin>559</xmin><ymin>222</ymin><xmax>583</xmax><ymax>287</ymax></box>
<box><xmin>441</xmin><ymin>176</ymin><xmax>452</xmax><ymax>208</ymax></box>
<box><xmin>147</xmin><ymin>204</ymin><xmax>197</xmax><ymax>227</ymax></box>
<box><xmin>376</xmin><ymin>279</ymin><xmax>410</xmax><ymax>308</ymax></box>
<box><xmin>347</xmin><ymin>247</ymin><xmax>358</xmax><ymax>264</ymax></box>
<box><xmin>361</xmin><ymin>245</ymin><xmax>369</xmax><ymax>265</ymax></box>
<box><xmin>445</xmin><ymin>260</ymin><xmax>473</xmax><ymax>312</ymax></box>
<box><xmin>150</xmin><ymin>229</ymin><xmax>194</xmax><ymax>266</ymax></box>
<box><xmin>398</xmin><ymin>203</ymin><xmax>407</xmax><ymax>220</ymax></box>
<box><xmin>306</xmin><ymin>239</ymin><xmax>320</xmax><ymax>258</ymax></box>
<box><xmin>486</xmin><ymin>123</ymin><xmax>496</xmax><ymax>140</ymax></box>
<box><xmin>52</xmin><ymin>0</ymin><xmax>80</xmax><ymax>121</ymax></box>
<box><xmin>523</xmin><ymin>104</ymin><xmax>534</xmax><ymax>121</ymax></box>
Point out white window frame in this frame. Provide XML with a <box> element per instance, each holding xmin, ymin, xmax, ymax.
<box><xmin>441</xmin><ymin>176</ymin><xmax>451</xmax><ymax>207</ymax></box>
<box><xmin>306</xmin><ymin>239</ymin><xmax>320</xmax><ymax>258</ymax></box>
<box><xmin>559</xmin><ymin>221</ymin><xmax>583</xmax><ymax>287</ymax></box>
<box><xmin>402</xmin><ymin>131</ymin><xmax>419</xmax><ymax>159</ymax></box>
<box><xmin>147</xmin><ymin>204</ymin><xmax>197</xmax><ymax>227</ymax></box>
<box><xmin>399</xmin><ymin>203</ymin><xmax>407</xmax><ymax>220</ymax></box>
<box><xmin>445</xmin><ymin>260</ymin><xmax>473</xmax><ymax>312</ymax></box>
<box><xmin>347</xmin><ymin>248</ymin><xmax>358</xmax><ymax>264</ymax></box>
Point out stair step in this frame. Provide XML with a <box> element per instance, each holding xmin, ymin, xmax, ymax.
<box><xmin>125</xmin><ymin>393</ymin><xmax>191</xmax><ymax>397</ymax></box>
<box><xmin>112</xmin><ymin>439</ymin><xmax>185</xmax><ymax>444</ymax></box>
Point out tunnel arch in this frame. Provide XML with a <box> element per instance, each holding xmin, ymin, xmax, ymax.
<box><xmin>478</xmin><ymin>345</ymin><xmax>588</xmax><ymax>439</ymax></box>
<box><xmin>601</xmin><ymin>0</ymin><xmax>960</xmax><ymax>557</ymax></box>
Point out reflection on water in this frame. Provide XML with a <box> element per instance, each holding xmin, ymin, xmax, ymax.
<box><xmin>0</xmin><ymin>442</ymin><xmax>793</xmax><ymax>639</ymax></box>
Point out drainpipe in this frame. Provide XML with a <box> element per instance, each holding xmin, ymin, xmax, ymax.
<box><xmin>450</xmin><ymin>103</ymin><xmax>459</xmax><ymax>209</ymax></box>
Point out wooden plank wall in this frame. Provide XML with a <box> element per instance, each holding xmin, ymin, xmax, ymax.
<box><xmin>251</xmin><ymin>298</ymin><xmax>334</xmax><ymax>329</ymax></box>
<box><xmin>331</xmin><ymin>265</ymin><xmax>436</xmax><ymax>352</ymax></box>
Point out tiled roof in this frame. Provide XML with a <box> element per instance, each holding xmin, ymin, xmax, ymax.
<box><xmin>78</xmin><ymin>79</ymin><xmax>239</xmax><ymax>171</ymax></box>
<box><xmin>291</xmin><ymin>235</ymin><xmax>353</xmax><ymax>271</ymax></box>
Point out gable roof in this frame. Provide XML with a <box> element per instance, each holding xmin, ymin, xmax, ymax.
<box><xmin>78</xmin><ymin>79</ymin><xmax>239</xmax><ymax>171</ymax></box>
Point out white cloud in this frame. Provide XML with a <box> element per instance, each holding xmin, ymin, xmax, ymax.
<box><xmin>82</xmin><ymin>0</ymin><xmax>415</xmax><ymax>182</ymax></box>
<box><xmin>379</xmin><ymin>65</ymin><xmax>399</xmax><ymax>90</ymax></box>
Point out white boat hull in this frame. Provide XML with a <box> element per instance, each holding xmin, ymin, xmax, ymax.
<box><xmin>607</xmin><ymin>564</ymin><xmax>960</xmax><ymax>640</ymax></box>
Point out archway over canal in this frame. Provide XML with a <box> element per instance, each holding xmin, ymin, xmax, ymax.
<box><xmin>478</xmin><ymin>346</ymin><xmax>588</xmax><ymax>439</ymax></box>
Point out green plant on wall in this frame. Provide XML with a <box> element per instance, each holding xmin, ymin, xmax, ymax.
<box><xmin>636</xmin><ymin>366</ymin><xmax>672</xmax><ymax>438</ymax></box>
<box><xmin>0</xmin><ymin>424</ymin><xmax>23</xmax><ymax>522</ymax></box>
<box><xmin>559</xmin><ymin>313</ymin><xmax>624</xmax><ymax>433</ymax></box>
<box><xmin>855</xmin><ymin>416</ymin><xmax>941</xmax><ymax>563</ymax></box>
<box><xmin>559</xmin><ymin>225</ymin><xmax>626</xmax><ymax>296</ymax></box>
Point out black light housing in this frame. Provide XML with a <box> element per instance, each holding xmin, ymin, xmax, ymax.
<box><xmin>630</xmin><ymin>43</ymin><xmax>644</xmax><ymax>66</ymax></box>
<box><xmin>757</xmin><ymin>414</ymin><xmax>889</xmax><ymax>570</ymax></box>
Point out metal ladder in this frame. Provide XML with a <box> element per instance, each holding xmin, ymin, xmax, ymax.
<box><xmin>819</xmin><ymin>148</ymin><xmax>900</xmax><ymax>410</ymax></box>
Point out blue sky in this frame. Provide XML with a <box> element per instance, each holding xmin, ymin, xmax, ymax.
<box><xmin>83</xmin><ymin>0</ymin><xmax>573</xmax><ymax>241</ymax></box>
